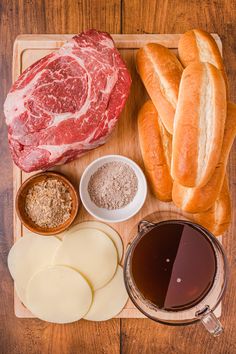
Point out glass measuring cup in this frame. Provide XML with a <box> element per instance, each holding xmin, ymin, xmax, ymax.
<box><xmin>124</xmin><ymin>219</ymin><xmax>228</xmax><ymax>336</ymax></box>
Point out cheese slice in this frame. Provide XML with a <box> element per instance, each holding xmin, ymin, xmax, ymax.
<box><xmin>26</xmin><ymin>265</ymin><xmax>92</xmax><ymax>323</ymax></box>
<box><xmin>84</xmin><ymin>265</ymin><xmax>128</xmax><ymax>321</ymax></box>
<box><xmin>8</xmin><ymin>234</ymin><xmax>61</xmax><ymax>303</ymax></box>
<box><xmin>71</xmin><ymin>221</ymin><xmax>123</xmax><ymax>261</ymax></box>
<box><xmin>53</xmin><ymin>228</ymin><xmax>118</xmax><ymax>290</ymax></box>
<box><xmin>15</xmin><ymin>283</ymin><xmax>27</xmax><ymax>305</ymax></box>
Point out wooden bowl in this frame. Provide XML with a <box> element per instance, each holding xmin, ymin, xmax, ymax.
<box><xmin>16</xmin><ymin>172</ymin><xmax>79</xmax><ymax>236</ymax></box>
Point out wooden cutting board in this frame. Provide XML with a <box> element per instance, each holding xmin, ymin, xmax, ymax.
<box><xmin>12</xmin><ymin>33</ymin><xmax>222</xmax><ymax>319</ymax></box>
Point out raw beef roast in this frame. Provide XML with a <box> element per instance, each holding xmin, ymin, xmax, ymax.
<box><xmin>4</xmin><ymin>30</ymin><xmax>131</xmax><ymax>172</ymax></box>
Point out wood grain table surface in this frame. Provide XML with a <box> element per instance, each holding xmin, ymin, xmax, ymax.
<box><xmin>0</xmin><ymin>1</ymin><xmax>236</xmax><ymax>353</ymax></box>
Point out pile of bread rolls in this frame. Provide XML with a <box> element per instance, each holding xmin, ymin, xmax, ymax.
<box><xmin>137</xmin><ymin>29</ymin><xmax>236</xmax><ymax>236</ymax></box>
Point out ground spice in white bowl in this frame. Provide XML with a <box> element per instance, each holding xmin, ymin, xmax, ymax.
<box><xmin>87</xmin><ymin>161</ymin><xmax>138</xmax><ymax>210</ymax></box>
<box><xmin>25</xmin><ymin>179</ymin><xmax>72</xmax><ymax>228</ymax></box>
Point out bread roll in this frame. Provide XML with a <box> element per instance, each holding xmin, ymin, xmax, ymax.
<box><xmin>172</xmin><ymin>102</ymin><xmax>236</xmax><ymax>212</ymax></box>
<box><xmin>178</xmin><ymin>29</ymin><xmax>228</xmax><ymax>88</ymax></box>
<box><xmin>138</xmin><ymin>100</ymin><xmax>173</xmax><ymax>201</ymax></box>
<box><xmin>171</xmin><ymin>62</ymin><xmax>226</xmax><ymax>187</ymax></box>
<box><xmin>192</xmin><ymin>176</ymin><xmax>231</xmax><ymax>236</ymax></box>
<box><xmin>136</xmin><ymin>44</ymin><xmax>183</xmax><ymax>134</ymax></box>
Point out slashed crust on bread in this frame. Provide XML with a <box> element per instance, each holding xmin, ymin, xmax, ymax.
<box><xmin>136</xmin><ymin>44</ymin><xmax>183</xmax><ymax>133</ymax></box>
<box><xmin>172</xmin><ymin>102</ymin><xmax>236</xmax><ymax>213</ymax></box>
<box><xmin>171</xmin><ymin>62</ymin><xmax>226</xmax><ymax>187</ymax></box>
<box><xmin>178</xmin><ymin>29</ymin><xmax>228</xmax><ymax>91</ymax></box>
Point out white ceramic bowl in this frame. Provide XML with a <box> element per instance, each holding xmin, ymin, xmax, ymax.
<box><xmin>79</xmin><ymin>155</ymin><xmax>147</xmax><ymax>223</ymax></box>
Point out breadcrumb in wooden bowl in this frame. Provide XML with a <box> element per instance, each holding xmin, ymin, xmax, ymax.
<box><xmin>16</xmin><ymin>172</ymin><xmax>79</xmax><ymax>236</ymax></box>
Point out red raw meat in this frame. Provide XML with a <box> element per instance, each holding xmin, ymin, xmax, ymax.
<box><xmin>4</xmin><ymin>30</ymin><xmax>131</xmax><ymax>172</ymax></box>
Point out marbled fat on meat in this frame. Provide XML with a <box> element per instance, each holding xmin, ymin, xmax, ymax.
<box><xmin>4</xmin><ymin>30</ymin><xmax>131</xmax><ymax>172</ymax></box>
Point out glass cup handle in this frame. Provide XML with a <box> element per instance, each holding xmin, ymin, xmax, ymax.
<box><xmin>196</xmin><ymin>306</ymin><xmax>223</xmax><ymax>336</ymax></box>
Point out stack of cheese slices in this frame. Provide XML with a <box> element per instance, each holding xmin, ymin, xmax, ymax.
<box><xmin>137</xmin><ymin>29</ymin><xmax>236</xmax><ymax>236</ymax></box>
<box><xmin>8</xmin><ymin>221</ymin><xmax>128</xmax><ymax>323</ymax></box>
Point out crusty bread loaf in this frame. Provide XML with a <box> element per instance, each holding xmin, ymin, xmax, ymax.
<box><xmin>178</xmin><ymin>29</ymin><xmax>228</xmax><ymax>89</ymax></box>
<box><xmin>172</xmin><ymin>102</ymin><xmax>236</xmax><ymax>212</ymax></box>
<box><xmin>171</xmin><ymin>62</ymin><xmax>226</xmax><ymax>187</ymax></box>
<box><xmin>136</xmin><ymin>44</ymin><xmax>183</xmax><ymax>134</ymax></box>
<box><xmin>138</xmin><ymin>100</ymin><xmax>173</xmax><ymax>201</ymax></box>
<box><xmin>192</xmin><ymin>176</ymin><xmax>231</xmax><ymax>236</ymax></box>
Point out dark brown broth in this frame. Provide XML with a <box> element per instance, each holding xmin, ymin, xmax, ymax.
<box><xmin>131</xmin><ymin>223</ymin><xmax>217</xmax><ymax>311</ymax></box>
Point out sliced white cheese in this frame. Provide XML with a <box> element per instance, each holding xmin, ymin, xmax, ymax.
<box><xmin>53</xmin><ymin>228</ymin><xmax>118</xmax><ymax>290</ymax></box>
<box><xmin>84</xmin><ymin>265</ymin><xmax>128</xmax><ymax>321</ymax></box>
<box><xmin>8</xmin><ymin>234</ymin><xmax>61</xmax><ymax>302</ymax></box>
<box><xmin>72</xmin><ymin>221</ymin><xmax>123</xmax><ymax>261</ymax></box>
<box><xmin>15</xmin><ymin>283</ymin><xmax>27</xmax><ymax>305</ymax></box>
<box><xmin>26</xmin><ymin>265</ymin><xmax>92</xmax><ymax>323</ymax></box>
